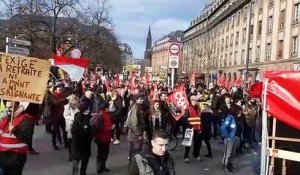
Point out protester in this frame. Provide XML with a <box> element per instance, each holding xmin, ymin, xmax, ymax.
<box><xmin>93</xmin><ymin>102</ymin><xmax>113</xmax><ymax>173</ymax></box>
<box><xmin>220</xmin><ymin>105</ymin><xmax>243</xmax><ymax>173</ymax></box>
<box><xmin>51</xmin><ymin>85</ymin><xmax>68</xmax><ymax>150</ymax></box>
<box><xmin>0</xmin><ymin>101</ymin><xmax>34</xmax><ymax>175</ymax></box>
<box><xmin>64</xmin><ymin>94</ymin><xmax>80</xmax><ymax>161</ymax></box>
<box><xmin>127</xmin><ymin>129</ymin><xmax>175</xmax><ymax>175</ymax></box>
<box><xmin>183</xmin><ymin>95</ymin><xmax>202</xmax><ymax>163</ymax></box>
<box><xmin>125</xmin><ymin>93</ymin><xmax>146</xmax><ymax>159</ymax></box>
<box><xmin>71</xmin><ymin>103</ymin><xmax>92</xmax><ymax>175</ymax></box>
<box><xmin>200</xmin><ymin>103</ymin><xmax>213</xmax><ymax>158</ymax></box>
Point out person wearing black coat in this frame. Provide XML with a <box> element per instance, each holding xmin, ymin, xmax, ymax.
<box><xmin>71</xmin><ymin>103</ymin><xmax>92</xmax><ymax>175</ymax></box>
<box><xmin>200</xmin><ymin>103</ymin><xmax>214</xmax><ymax>157</ymax></box>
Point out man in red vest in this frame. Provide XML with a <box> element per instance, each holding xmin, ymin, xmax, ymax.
<box><xmin>0</xmin><ymin>101</ymin><xmax>34</xmax><ymax>175</ymax></box>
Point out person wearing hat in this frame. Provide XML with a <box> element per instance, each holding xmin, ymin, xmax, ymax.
<box><xmin>182</xmin><ymin>95</ymin><xmax>203</xmax><ymax>163</ymax></box>
<box><xmin>71</xmin><ymin>103</ymin><xmax>92</xmax><ymax>175</ymax></box>
<box><xmin>125</xmin><ymin>93</ymin><xmax>146</xmax><ymax>159</ymax></box>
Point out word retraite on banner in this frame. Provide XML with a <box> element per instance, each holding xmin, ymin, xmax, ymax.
<box><xmin>0</xmin><ymin>52</ymin><xmax>50</xmax><ymax>104</ymax></box>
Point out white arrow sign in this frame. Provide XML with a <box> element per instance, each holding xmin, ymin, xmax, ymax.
<box><xmin>6</xmin><ymin>45</ymin><xmax>30</xmax><ymax>56</ymax></box>
<box><xmin>6</xmin><ymin>37</ymin><xmax>31</xmax><ymax>46</ymax></box>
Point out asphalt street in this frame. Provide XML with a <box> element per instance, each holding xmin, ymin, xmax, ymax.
<box><xmin>23</xmin><ymin>125</ymin><xmax>257</xmax><ymax>175</ymax></box>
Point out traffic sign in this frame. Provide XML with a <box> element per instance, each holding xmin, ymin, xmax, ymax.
<box><xmin>169</xmin><ymin>43</ymin><xmax>180</xmax><ymax>55</ymax></box>
<box><xmin>168</xmin><ymin>55</ymin><xmax>179</xmax><ymax>68</ymax></box>
<box><xmin>6</xmin><ymin>45</ymin><xmax>30</xmax><ymax>56</ymax></box>
<box><xmin>6</xmin><ymin>37</ymin><xmax>31</xmax><ymax>46</ymax></box>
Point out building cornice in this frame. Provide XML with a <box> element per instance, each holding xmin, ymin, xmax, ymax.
<box><xmin>183</xmin><ymin>0</ymin><xmax>250</xmax><ymax>42</ymax></box>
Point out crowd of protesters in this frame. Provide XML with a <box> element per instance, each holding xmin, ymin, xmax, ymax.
<box><xmin>0</xmin><ymin>69</ymin><xmax>263</xmax><ymax>175</ymax></box>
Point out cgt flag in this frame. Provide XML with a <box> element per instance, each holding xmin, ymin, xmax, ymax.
<box><xmin>166</xmin><ymin>84</ymin><xmax>189</xmax><ymax>121</ymax></box>
<box><xmin>265</xmin><ymin>71</ymin><xmax>300</xmax><ymax>130</ymax></box>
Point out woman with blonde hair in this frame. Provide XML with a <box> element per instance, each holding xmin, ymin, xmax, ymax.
<box><xmin>64</xmin><ymin>94</ymin><xmax>80</xmax><ymax>161</ymax></box>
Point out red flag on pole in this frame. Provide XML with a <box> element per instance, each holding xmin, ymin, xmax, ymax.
<box><xmin>248</xmin><ymin>82</ymin><xmax>263</xmax><ymax>98</ymax></box>
<box><xmin>264</xmin><ymin>71</ymin><xmax>300</xmax><ymax>130</ymax></box>
<box><xmin>166</xmin><ymin>84</ymin><xmax>190</xmax><ymax>121</ymax></box>
<box><xmin>190</xmin><ymin>73</ymin><xmax>196</xmax><ymax>87</ymax></box>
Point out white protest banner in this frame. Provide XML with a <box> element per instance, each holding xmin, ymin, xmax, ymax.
<box><xmin>0</xmin><ymin>52</ymin><xmax>50</xmax><ymax>104</ymax></box>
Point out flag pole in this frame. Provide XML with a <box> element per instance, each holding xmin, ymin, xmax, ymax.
<box><xmin>260</xmin><ymin>78</ymin><xmax>269</xmax><ymax>175</ymax></box>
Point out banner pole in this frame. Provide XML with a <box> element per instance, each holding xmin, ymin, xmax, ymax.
<box><xmin>260</xmin><ymin>78</ymin><xmax>269</xmax><ymax>175</ymax></box>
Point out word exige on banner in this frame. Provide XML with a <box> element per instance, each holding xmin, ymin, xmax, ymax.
<box><xmin>0</xmin><ymin>52</ymin><xmax>50</xmax><ymax>104</ymax></box>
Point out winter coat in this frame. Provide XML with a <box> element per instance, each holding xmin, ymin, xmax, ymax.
<box><xmin>64</xmin><ymin>104</ymin><xmax>79</xmax><ymax>139</ymax></box>
<box><xmin>110</xmin><ymin>96</ymin><xmax>126</xmax><ymax>123</ymax></box>
<box><xmin>244</xmin><ymin>107</ymin><xmax>257</xmax><ymax>128</ymax></box>
<box><xmin>126</xmin><ymin>103</ymin><xmax>145</xmax><ymax>142</ymax></box>
<box><xmin>220</xmin><ymin>114</ymin><xmax>237</xmax><ymax>140</ymax></box>
<box><xmin>128</xmin><ymin>150</ymin><xmax>175</xmax><ymax>175</ymax></box>
<box><xmin>201</xmin><ymin>109</ymin><xmax>213</xmax><ymax>140</ymax></box>
<box><xmin>51</xmin><ymin>92</ymin><xmax>66</xmax><ymax>123</ymax></box>
<box><xmin>71</xmin><ymin>112</ymin><xmax>92</xmax><ymax>160</ymax></box>
<box><xmin>94</xmin><ymin>111</ymin><xmax>113</xmax><ymax>143</ymax></box>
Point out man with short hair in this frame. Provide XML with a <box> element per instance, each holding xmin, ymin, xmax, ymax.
<box><xmin>128</xmin><ymin>129</ymin><xmax>175</xmax><ymax>175</ymax></box>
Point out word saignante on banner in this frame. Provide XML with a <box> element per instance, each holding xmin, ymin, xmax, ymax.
<box><xmin>166</xmin><ymin>84</ymin><xmax>189</xmax><ymax>121</ymax></box>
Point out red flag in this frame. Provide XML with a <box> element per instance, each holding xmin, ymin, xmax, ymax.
<box><xmin>235</xmin><ymin>76</ymin><xmax>243</xmax><ymax>87</ymax></box>
<box><xmin>166</xmin><ymin>84</ymin><xmax>190</xmax><ymax>121</ymax></box>
<box><xmin>248</xmin><ymin>82</ymin><xmax>263</xmax><ymax>98</ymax></box>
<box><xmin>217</xmin><ymin>74</ymin><xmax>225</xmax><ymax>87</ymax></box>
<box><xmin>265</xmin><ymin>71</ymin><xmax>300</xmax><ymax>130</ymax></box>
<box><xmin>190</xmin><ymin>73</ymin><xmax>195</xmax><ymax>87</ymax></box>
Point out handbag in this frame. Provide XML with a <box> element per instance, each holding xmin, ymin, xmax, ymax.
<box><xmin>182</xmin><ymin>128</ymin><xmax>194</xmax><ymax>147</ymax></box>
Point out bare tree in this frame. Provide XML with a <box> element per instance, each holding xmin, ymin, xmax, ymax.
<box><xmin>0</xmin><ymin>0</ymin><xmax>123</xmax><ymax>70</ymax></box>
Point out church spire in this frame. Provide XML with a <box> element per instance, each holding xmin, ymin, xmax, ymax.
<box><xmin>144</xmin><ymin>25</ymin><xmax>152</xmax><ymax>59</ymax></box>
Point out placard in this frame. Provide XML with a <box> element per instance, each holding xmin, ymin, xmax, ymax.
<box><xmin>0</xmin><ymin>52</ymin><xmax>50</xmax><ymax>104</ymax></box>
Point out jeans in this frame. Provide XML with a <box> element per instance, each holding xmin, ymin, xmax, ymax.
<box><xmin>223</xmin><ymin>136</ymin><xmax>241</xmax><ymax>166</ymax></box>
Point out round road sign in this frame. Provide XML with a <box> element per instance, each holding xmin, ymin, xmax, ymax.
<box><xmin>171</xmin><ymin>60</ymin><xmax>177</xmax><ymax>67</ymax></box>
<box><xmin>169</xmin><ymin>43</ymin><xmax>180</xmax><ymax>55</ymax></box>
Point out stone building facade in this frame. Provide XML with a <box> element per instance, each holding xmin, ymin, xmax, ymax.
<box><xmin>151</xmin><ymin>31</ymin><xmax>184</xmax><ymax>79</ymax></box>
<box><xmin>183</xmin><ymin>0</ymin><xmax>300</xmax><ymax>84</ymax></box>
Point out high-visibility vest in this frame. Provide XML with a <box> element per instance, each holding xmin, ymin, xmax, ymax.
<box><xmin>0</xmin><ymin>113</ymin><xmax>31</xmax><ymax>154</ymax></box>
<box><xmin>188</xmin><ymin>106</ymin><xmax>201</xmax><ymax>131</ymax></box>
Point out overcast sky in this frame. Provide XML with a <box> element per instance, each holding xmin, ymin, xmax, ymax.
<box><xmin>109</xmin><ymin>0</ymin><xmax>210</xmax><ymax>58</ymax></box>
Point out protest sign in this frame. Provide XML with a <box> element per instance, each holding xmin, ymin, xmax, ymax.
<box><xmin>0</xmin><ymin>52</ymin><xmax>50</xmax><ymax>104</ymax></box>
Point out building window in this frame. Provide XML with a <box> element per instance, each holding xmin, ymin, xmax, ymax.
<box><xmin>250</xmin><ymin>25</ymin><xmax>254</xmax><ymax>40</ymax></box>
<box><xmin>232</xmin><ymin>15</ymin><xmax>235</xmax><ymax>28</ymax></box>
<box><xmin>294</xmin><ymin>4</ymin><xmax>300</xmax><ymax>24</ymax></box>
<box><xmin>237</xmin><ymin>11</ymin><xmax>241</xmax><ymax>25</ymax></box>
<box><xmin>244</xmin><ymin>6</ymin><xmax>248</xmax><ymax>19</ymax></box>
<box><xmin>277</xmin><ymin>40</ymin><xmax>284</xmax><ymax>59</ymax></box>
<box><xmin>230</xmin><ymin>34</ymin><xmax>234</xmax><ymax>46</ymax></box>
<box><xmin>234</xmin><ymin>51</ymin><xmax>238</xmax><ymax>65</ymax></box>
<box><xmin>249</xmin><ymin>48</ymin><xmax>252</xmax><ymax>63</ymax></box>
<box><xmin>235</xmin><ymin>32</ymin><xmax>239</xmax><ymax>45</ymax></box>
<box><xmin>291</xmin><ymin>36</ymin><xmax>298</xmax><ymax>56</ymax></box>
<box><xmin>241</xmin><ymin>50</ymin><xmax>245</xmax><ymax>64</ymax></box>
<box><xmin>242</xmin><ymin>29</ymin><xmax>246</xmax><ymax>43</ymax></box>
<box><xmin>256</xmin><ymin>46</ymin><xmax>261</xmax><ymax>62</ymax></box>
<box><xmin>258</xmin><ymin>21</ymin><xmax>262</xmax><ymax>37</ymax></box>
<box><xmin>268</xmin><ymin>16</ymin><xmax>273</xmax><ymax>33</ymax></box>
<box><xmin>266</xmin><ymin>43</ymin><xmax>271</xmax><ymax>61</ymax></box>
<box><xmin>226</xmin><ymin>37</ymin><xmax>229</xmax><ymax>48</ymax></box>
<box><xmin>279</xmin><ymin>10</ymin><xmax>286</xmax><ymax>29</ymax></box>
